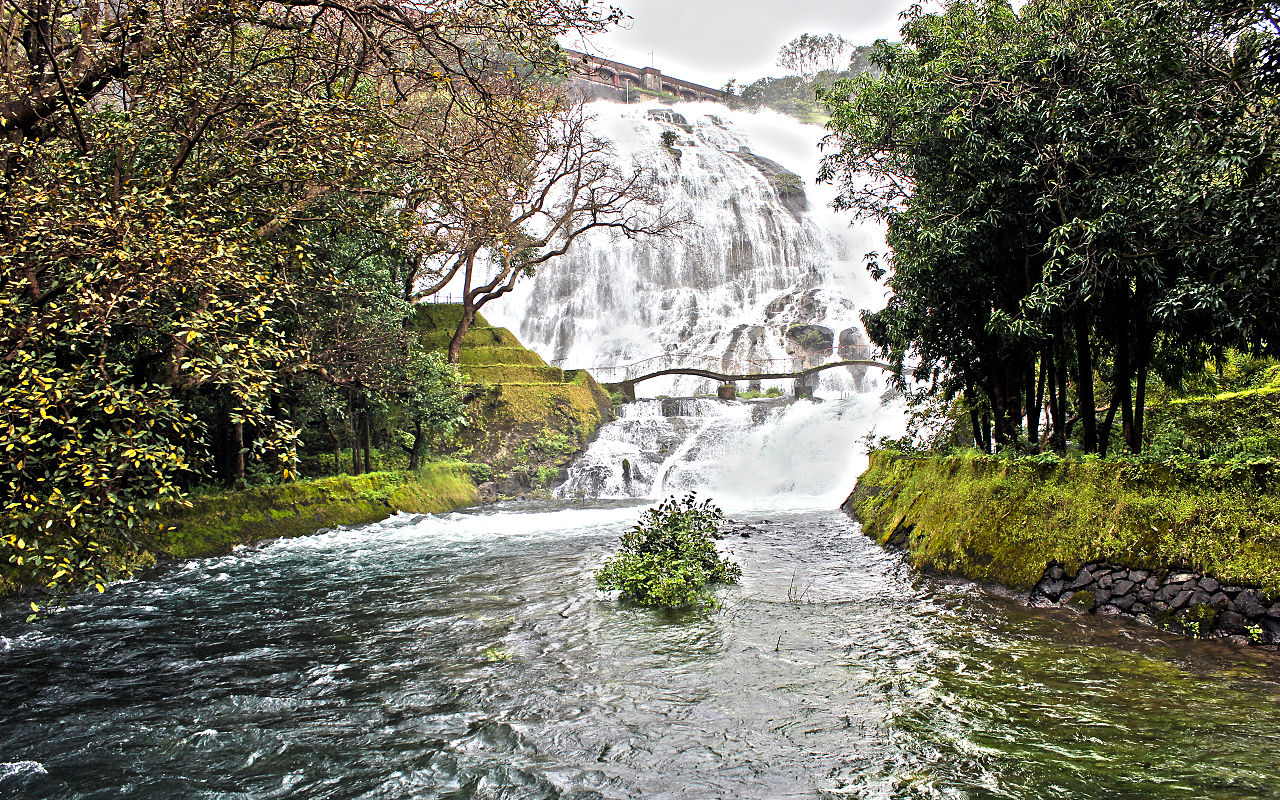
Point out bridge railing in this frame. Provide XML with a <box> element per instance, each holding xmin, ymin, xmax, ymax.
<box><xmin>579</xmin><ymin>344</ymin><xmax>878</xmax><ymax>383</ymax></box>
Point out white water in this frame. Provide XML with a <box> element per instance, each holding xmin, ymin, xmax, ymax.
<box><xmin>482</xmin><ymin>102</ymin><xmax>906</xmax><ymax>508</ymax></box>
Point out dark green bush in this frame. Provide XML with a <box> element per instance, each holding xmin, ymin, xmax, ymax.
<box><xmin>596</xmin><ymin>494</ymin><xmax>741</xmax><ymax>609</ymax></box>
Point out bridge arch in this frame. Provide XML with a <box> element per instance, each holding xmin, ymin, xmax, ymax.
<box><xmin>602</xmin><ymin>358</ymin><xmax>895</xmax><ymax>402</ymax></box>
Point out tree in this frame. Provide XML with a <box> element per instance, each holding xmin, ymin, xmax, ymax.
<box><xmin>0</xmin><ymin>0</ymin><xmax>625</xmax><ymax>597</ymax></box>
<box><xmin>408</xmin><ymin>100</ymin><xmax>681</xmax><ymax>362</ymax></box>
<box><xmin>776</xmin><ymin>33</ymin><xmax>854</xmax><ymax>80</ymax></box>
<box><xmin>819</xmin><ymin>0</ymin><xmax>1280</xmax><ymax>454</ymax></box>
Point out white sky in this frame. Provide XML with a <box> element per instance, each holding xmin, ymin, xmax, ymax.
<box><xmin>565</xmin><ymin>0</ymin><xmax>915</xmax><ymax>89</ymax></box>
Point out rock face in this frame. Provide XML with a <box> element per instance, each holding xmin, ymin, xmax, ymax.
<box><xmin>733</xmin><ymin>148</ymin><xmax>809</xmax><ymax>216</ymax></box>
<box><xmin>1031</xmin><ymin>562</ymin><xmax>1280</xmax><ymax>644</ymax></box>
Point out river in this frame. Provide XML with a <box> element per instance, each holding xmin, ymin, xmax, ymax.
<box><xmin>3</xmin><ymin>500</ymin><xmax>1280</xmax><ymax>799</ymax></box>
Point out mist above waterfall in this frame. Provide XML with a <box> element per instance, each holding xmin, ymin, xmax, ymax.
<box><xmin>483</xmin><ymin>102</ymin><xmax>906</xmax><ymax>507</ymax></box>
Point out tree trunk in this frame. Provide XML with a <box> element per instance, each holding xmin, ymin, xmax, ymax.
<box><xmin>1132</xmin><ymin>358</ymin><xmax>1149</xmax><ymax>455</ymax></box>
<box><xmin>408</xmin><ymin>421</ymin><xmax>423</xmax><ymax>471</ymax></box>
<box><xmin>1117</xmin><ymin>329</ymin><xmax>1135</xmax><ymax>454</ymax></box>
<box><xmin>448</xmin><ymin>305</ymin><xmax>477</xmax><ymax>363</ymax></box>
<box><xmin>1054</xmin><ymin>332</ymin><xmax>1068</xmax><ymax>452</ymax></box>
<box><xmin>1099</xmin><ymin>385</ymin><xmax>1122</xmax><ymax>457</ymax></box>
<box><xmin>361</xmin><ymin>411</ymin><xmax>372</xmax><ymax>474</ymax></box>
<box><xmin>232</xmin><ymin>421</ymin><xmax>245</xmax><ymax>483</ymax></box>
<box><xmin>1027</xmin><ymin>359</ymin><xmax>1041</xmax><ymax>451</ymax></box>
<box><xmin>1073</xmin><ymin>308</ymin><xmax>1098</xmax><ymax>453</ymax></box>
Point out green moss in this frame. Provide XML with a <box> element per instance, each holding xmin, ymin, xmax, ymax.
<box><xmin>156</xmin><ymin>463</ymin><xmax>478</xmax><ymax>560</ymax></box>
<box><xmin>462</xmin><ymin>365</ymin><xmax>566</xmax><ymax>384</ymax></box>
<box><xmin>409</xmin><ymin>303</ymin><xmax>612</xmax><ymax>493</ymax></box>
<box><xmin>456</xmin><ymin>347</ymin><xmax>547</xmax><ymax>367</ymax></box>
<box><xmin>846</xmin><ymin>451</ymin><xmax>1280</xmax><ymax>595</ymax></box>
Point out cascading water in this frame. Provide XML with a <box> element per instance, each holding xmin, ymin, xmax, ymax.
<box><xmin>483</xmin><ymin>102</ymin><xmax>905</xmax><ymax>506</ymax></box>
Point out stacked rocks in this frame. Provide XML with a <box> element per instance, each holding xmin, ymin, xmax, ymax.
<box><xmin>1031</xmin><ymin>561</ymin><xmax>1280</xmax><ymax>645</ymax></box>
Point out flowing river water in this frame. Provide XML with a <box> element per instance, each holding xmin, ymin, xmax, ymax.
<box><xmin>5</xmin><ymin>103</ymin><xmax>1280</xmax><ymax>798</ymax></box>
<box><xmin>3</xmin><ymin>502</ymin><xmax>1280</xmax><ymax>799</ymax></box>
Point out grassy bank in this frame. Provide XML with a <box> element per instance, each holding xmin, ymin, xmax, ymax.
<box><xmin>158</xmin><ymin>463</ymin><xmax>479</xmax><ymax>559</ymax></box>
<box><xmin>844</xmin><ymin>451</ymin><xmax>1280</xmax><ymax>596</ymax></box>
<box><xmin>0</xmin><ymin>464</ymin><xmax>479</xmax><ymax>598</ymax></box>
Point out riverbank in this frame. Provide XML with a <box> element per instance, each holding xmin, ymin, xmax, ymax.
<box><xmin>844</xmin><ymin>450</ymin><xmax>1280</xmax><ymax>644</ymax></box>
<box><xmin>2</xmin><ymin>309</ymin><xmax>613</xmax><ymax>601</ymax></box>
<box><xmin>0</xmin><ymin>465</ymin><xmax>480</xmax><ymax>598</ymax></box>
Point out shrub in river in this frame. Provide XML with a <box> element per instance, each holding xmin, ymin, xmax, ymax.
<box><xmin>596</xmin><ymin>494</ymin><xmax>741</xmax><ymax>609</ymax></box>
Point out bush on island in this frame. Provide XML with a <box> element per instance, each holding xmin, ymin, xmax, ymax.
<box><xmin>597</xmin><ymin>493</ymin><xmax>741</xmax><ymax>609</ymax></box>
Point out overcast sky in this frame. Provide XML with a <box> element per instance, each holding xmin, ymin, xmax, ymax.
<box><xmin>564</xmin><ymin>0</ymin><xmax>915</xmax><ymax>89</ymax></box>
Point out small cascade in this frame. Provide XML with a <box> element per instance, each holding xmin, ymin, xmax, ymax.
<box><xmin>557</xmin><ymin>394</ymin><xmax>900</xmax><ymax>509</ymax></box>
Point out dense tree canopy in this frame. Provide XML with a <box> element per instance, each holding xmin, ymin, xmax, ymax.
<box><xmin>820</xmin><ymin>0</ymin><xmax>1280</xmax><ymax>454</ymax></box>
<box><xmin>0</xmin><ymin>0</ymin><xmax>627</xmax><ymax>597</ymax></box>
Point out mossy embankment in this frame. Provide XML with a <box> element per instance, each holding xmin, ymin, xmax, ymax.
<box><xmin>158</xmin><ymin>464</ymin><xmax>479</xmax><ymax>559</ymax></box>
<box><xmin>844</xmin><ymin>450</ymin><xmax>1280</xmax><ymax>597</ymax></box>
<box><xmin>0</xmin><ymin>465</ymin><xmax>479</xmax><ymax>597</ymax></box>
<box><xmin>412</xmin><ymin>305</ymin><xmax>613</xmax><ymax>497</ymax></box>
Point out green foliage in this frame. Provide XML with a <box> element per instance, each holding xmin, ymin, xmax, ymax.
<box><xmin>739</xmin><ymin>386</ymin><xmax>785</xmax><ymax>400</ymax></box>
<box><xmin>820</xmin><ymin>0</ymin><xmax>1280</xmax><ymax>456</ymax></box>
<box><xmin>728</xmin><ymin>38</ymin><xmax>879</xmax><ymax>121</ymax></box>
<box><xmin>659</xmin><ymin>130</ymin><xmax>679</xmax><ymax>149</ymax></box>
<box><xmin>596</xmin><ymin>494</ymin><xmax>741</xmax><ymax>609</ymax></box>
<box><xmin>850</xmin><ymin>450</ymin><xmax>1280</xmax><ymax>595</ymax></box>
<box><xmin>0</xmin><ymin>0</ymin><xmax>619</xmax><ymax>599</ymax></box>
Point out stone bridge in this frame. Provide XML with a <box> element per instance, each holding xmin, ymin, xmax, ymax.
<box><xmin>563</xmin><ymin>49</ymin><xmax>724</xmax><ymax>103</ymax></box>
<box><xmin>579</xmin><ymin>346</ymin><xmax>894</xmax><ymax>400</ymax></box>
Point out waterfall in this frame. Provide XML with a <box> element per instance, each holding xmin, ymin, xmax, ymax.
<box><xmin>482</xmin><ymin>102</ymin><xmax>905</xmax><ymax>508</ymax></box>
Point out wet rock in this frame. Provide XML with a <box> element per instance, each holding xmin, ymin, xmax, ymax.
<box><xmin>1097</xmin><ymin>604</ymin><xmax>1124</xmax><ymax>617</ymax></box>
<box><xmin>1237</xmin><ymin>592</ymin><xmax>1267</xmax><ymax>618</ymax></box>
<box><xmin>1144</xmin><ymin>575</ymin><xmax>1161</xmax><ymax>591</ymax></box>
<box><xmin>1171</xmin><ymin>590</ymin><xmax>1193</xmax><ymax>609</ymax></box>
<box><xmin>1098</xmin><ymin>574</ymin><xmax>1115</xmax><ymax>590</ymax></box>
<box><xmin>1217</xmin><ymin>610</ymin><xmax>1248</xmax><ymax>633</ymax></box>
<box><xmin>1111</xmin><ymin>579</ymin><xmax>1135</xmax><ymax>596</ymax></box>
<box><xmin>1200</xmin><ymin>577</ymin><xmax>1221</xmax><ymax>593</ymax></box>
<box><xmin>1261</xmin><ymin>618</ymin><xmax>1280</xmax><ymax>645</ymax></box>
<box><xmin>1209</xmin><ymin>592</ymin><xmax>1231</xmax><ymax>607</ymax></box>
<box><xmin>1112</xmin><ymin>594</ymin><xmax>1137</xmax><ymax>611</ymax></box>
<box><xmin>734</xmin><ymin>148</ymin><xmax>809</xmax><ymax>215</ymax></box>
<box><xmin>1137</xmin><ymin>588</ymin><xmax>1155</xmax><ymax>603</ymax></box>
<box><xmin>1046</xmin><ymin>564</ymin><xmax>1066</xmax><ymax>581</ymax></box>
<box><xmin>1168</xmin><ymin>572</ymin><xmax>1197</xmax><ymax>583</ymax></box>
<box><xmin>1068</xmin><ymin>572</ymin><xmax>1096</xmax><ymax>591</ymax></box>
<box><xmin>1040</xmin><ymin>579</ymin><xmax>1065</xmax><ymax>598</ymax></box>
<box><xmin>647</xmin><ymin>109</ymin><xmax>692</xmax><ymax>130</ymax></box>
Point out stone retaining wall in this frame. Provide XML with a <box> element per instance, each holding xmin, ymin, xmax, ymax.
<box><xmin>1031</xmin><ymin>562</ymin><xmax>1280</xmax><ymax>644</ymax></box>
